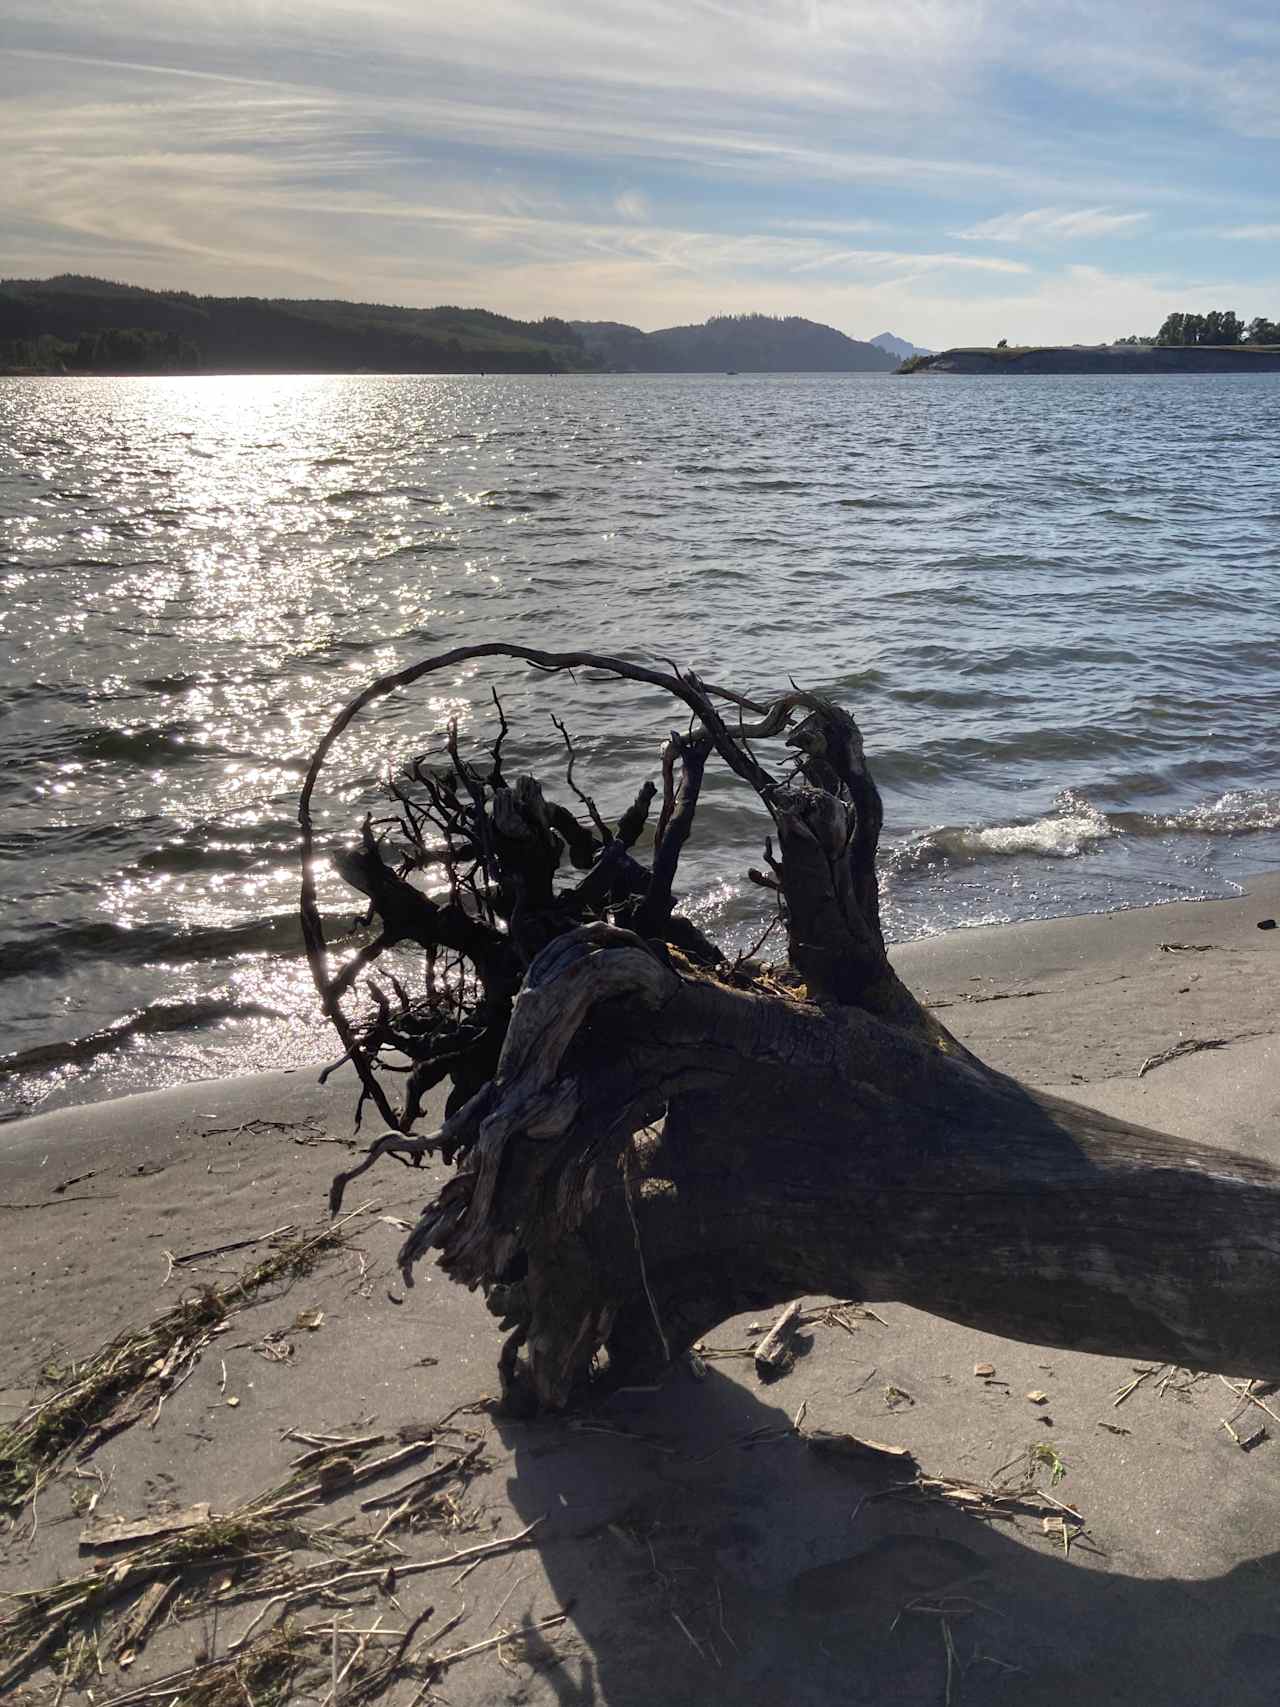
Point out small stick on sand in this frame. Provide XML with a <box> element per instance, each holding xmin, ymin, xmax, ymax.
<box><xmin>754</xmin><ymin>1301</ymin><xmax>803</xmax><ymax>1377</ymax></box>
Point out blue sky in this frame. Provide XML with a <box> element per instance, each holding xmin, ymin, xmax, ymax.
<box><xmin>4</xmin><ymin>1</ymin><xmax>1279</xmax><ymax>346</ymax></box>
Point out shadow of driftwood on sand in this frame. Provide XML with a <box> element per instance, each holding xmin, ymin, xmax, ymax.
<box><xmin>492</xmin><ymin>1368</ymin><xmax>1280</xmax><ymax>1707</ymax></box>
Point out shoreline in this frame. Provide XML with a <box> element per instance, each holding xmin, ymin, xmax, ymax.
<box><xmin>10</xmin><ymin>873</ymin><xmax>1280</xmax><ymax>1140</ymax></box>
<box><xmin>904</xmin><ymin>343</ymin><xmax>1280</xmax><ymax>375</ymax></box>
<box><xmin>3</xmin><ymin>877</ymin><xmax>1279</xmax><ymax>1703</ymax></box>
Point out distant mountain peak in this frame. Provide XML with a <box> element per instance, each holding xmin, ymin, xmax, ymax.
<box><xmin>574</xmin><ymin>312</ymin><xmax>896</xmax><ymax>372</ymax></box>
<box><xmin>870</xmin><ymin>332</ymin><xmax>933</xmax><ymax>360</ymax></box>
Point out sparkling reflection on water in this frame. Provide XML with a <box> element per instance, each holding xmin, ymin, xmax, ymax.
<box><xmin>2</xmin><ymin>370</ymin><xmax>1279</xmax><ymax>1116</ymax></box>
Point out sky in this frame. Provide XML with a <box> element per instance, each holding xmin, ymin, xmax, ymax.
<box><xmin>3</xmin><ymin>1</ymin><xmax>1279</xmax><ymax>348</ymax></box>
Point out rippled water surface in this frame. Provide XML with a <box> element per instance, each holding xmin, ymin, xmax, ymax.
<box><xmin>3</xmin><ymin>370</ymin><xmax>1279</xmax><ymax>1116</ymax></box>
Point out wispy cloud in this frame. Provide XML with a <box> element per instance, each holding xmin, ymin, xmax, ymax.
<box><xmin>613</xmin><ymin>190</ymin><xmax>651</xmax><ymax>223</ymax></box>
<box><xmin>766</xmin><ymin>217</ymin><xmax>883</xmax><ymax>237</ymax></box>
<box><xmin>954</xmin><ymin>208</ymin><xmax>1150</xmax><ymax>243</ymax></box>
<box><xmin>2</xmin><ymin>3</ymin><xmax>1278</xmax><ymax>343</ymax></box>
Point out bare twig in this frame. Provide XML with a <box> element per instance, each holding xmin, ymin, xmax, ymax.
<box><xmin>621</xmin><ymin>1144</ymin><xmax>670</xmax><ymax>1365</ymax></box>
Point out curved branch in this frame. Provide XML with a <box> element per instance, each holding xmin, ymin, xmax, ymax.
<box><xmin>635</xmin><ymin>733</ymin><xmax>712</xmax><ymax>936</ymax></box>
<box><xmin>297</xmin><ymin>646</ymin><xmax>855</xmax><ymax>1133</ymax></box>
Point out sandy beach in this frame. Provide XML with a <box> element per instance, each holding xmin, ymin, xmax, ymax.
<box><xmin>3</xmin><ymin>876</ymin><xmax>1279</xmax><ymax>1704</ymax></box>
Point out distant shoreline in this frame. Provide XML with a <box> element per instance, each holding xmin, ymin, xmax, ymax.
<box><xmin>0</xmin><ymin>366</ymin><xmax>898</xmax><ymax>379</ymax></box>
<box><xmin>902</xmin><ymin>344</ymin><xmax>1280</xmax><ymax>375</ymax></box>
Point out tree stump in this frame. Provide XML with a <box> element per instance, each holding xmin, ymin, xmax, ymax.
<box><xmin>301</xmin><ymin>645</ymin><xmax>1280</xmax><ymax>1414</ymax></box>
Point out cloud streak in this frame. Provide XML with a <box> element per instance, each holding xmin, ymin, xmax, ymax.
<box><xmin>955</xmin><ymin>208</ymin><xmax>1150</xmax><ymax>243</ymax></box>
<box><xmin>2</xmin><ymin>2</ymin><xmax>1278</xmax><ymax>343</ymax></box>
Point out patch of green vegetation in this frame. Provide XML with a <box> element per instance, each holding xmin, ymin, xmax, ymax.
<box><xmin>66</xmin><ymin>1480</ymin><xmax>95</xmax><ymax>1517</ymax></box>
<box><xmin>1029</xmin><ymin>1441</ymin><xmax>1066</xmax><ymax>1486</ymax></box>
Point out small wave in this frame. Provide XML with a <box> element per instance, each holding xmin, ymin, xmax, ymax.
<box><xmin>325</xmin><ymin>487</ymin><xmax>379</xmax><ymax>503</ymax></box>
<box><xmin>1146</xmin><ymin>789</ymin><xmax>1280</xmax><ymax>837</ymax></box>
<box><xmin>69</xmin><ymin>723</ymin><xmax>205</xmax><ymax>765</ymax></box>
<box><xmin>892</xmin><ymin>792</ymin><xmax>1113</xmax><ymax>874</ymax></box>
<box><xmin>313</xmin><ymin>633</ymin><xmax>400</xmax><ymax>660</ymax></box>
<box><xmin>732</xmin><ymin>478</ymin><xmax>812</xmax><ymax>492</ymax></box>
<box><xmin>0</xmin><ymin>910</ymin><xmax>355</xmax><ymax>981</ymax></box>
<box><xmin>0</xmin><ymin>681</ymin><xmax>94</xmax><ymax>716</ymax></box>
<box><xmin>0</xmin><ymin>998</ymin><xmax>282</xmax><ymax>1077</ymax></box>
<box><xmin>888</xmin><ymin>787</ymin><xmax>1280</xmax><ymax>877</ymax></box>
<box><xmin>135</xmin><ymin>671</ymin><xmax>223</xmax><ymax>693</ymax></box>
<box><xmin>0</xmin><ymin>723</ymin><xmax>213</xmax><ymax>779</ymax></box>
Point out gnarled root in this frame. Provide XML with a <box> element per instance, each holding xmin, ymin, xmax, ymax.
<box><xmin>313</xmin><ymin>646</ymin><xmax>1280</xmax><ymax>1414</ymax></box>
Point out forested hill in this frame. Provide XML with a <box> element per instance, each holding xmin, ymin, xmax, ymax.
<box><xmin>0</xmin><ymin>276</ymin><xmax>596</xmax><ymax>374</ymax></box>
<box><xmin>0</xmin><ymin>279</ymin><xmax>895</xmax><ymax>376</ymax></box>
<box><xmin>572</xmin><ymin>313</ymin><xmax>896</xmax><ymax>371</ymax></box>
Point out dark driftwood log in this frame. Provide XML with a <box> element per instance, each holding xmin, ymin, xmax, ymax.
<box><xmin>304</xmin><ymin>645</ymin><xmax>1280</xmax><ymax>1414</ymax></box>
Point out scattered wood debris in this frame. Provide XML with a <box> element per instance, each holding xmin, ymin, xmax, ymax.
<box><xmin>702</xmin><ymin>1300</ymin><xmax>884</xmax><ymax>1366</ymax></box>
<box><xmin>1111</xmin><ymin>1364</ymin><xmax>1163</xmax><ymax>1406</ymax></box>
<box><xmin>81</xmin><ymin>1503</ymin><xmax>213</xmax><ymax>1551</ymax></box>
<box><xmin>0</xmin><ymin>1404</ymin><xmax>506</xmax><ymax>1697</ymax></box>
<box><xmin>170</xmin><ymin>1224</ymin><xmax>296</xmax><ymax>1268</ymax></box>
<box><xmin>1138</xmin><ymin>1038</ymin><xmax>1230</xmax><ymax>1077</ymax></box>
<box><xmin>0</xmin><ymin>1202</ymin><xmax>377</xmax><ymax>1518</ymax></box>
<box><xmin>805</xmin><ymin>1431</ymin><xmax>917</xmax><ymax>1469</ymax></box>
<box><xmin>1219</xmin><ymin>1416</ymin><xmax>1268</xmax><ymax>1452</ymax></box>
<box><xmin>1217</xmin><ymin>1375</ymin><xmax>1279</xmax><ymax>1450</ymax></box>
<box><xmin>753</xmin><ymin>1301</ymin><xmax>804</xmax><ymax>1378</ymax></box>
<box><xmin>112</xmin><ymin>1576</ymin><xmax>178</xmax><ymax>1668</ymax></box>
<box><xmin>834</xmin><ymin>1457</ymin><xmax>1094</xmax><ymax>1558</ymax></box>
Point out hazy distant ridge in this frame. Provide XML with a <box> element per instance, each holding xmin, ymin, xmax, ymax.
<box><xmin>0</xmin><ymin>277</ymin><xmax>896</xmax><ymax>375</ymax></box>
<box><xmin>870</xmin><ymin>331</ymin><xmax>933</xmax><ymax>360</ymax></box>
<box><xmin>573</xmin><ymin>313</ymin><xmax>896</xmax><ymax>372</ymax></box>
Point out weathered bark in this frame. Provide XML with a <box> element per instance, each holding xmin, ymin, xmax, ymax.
<box><xmin>305</xmin><ymin>645</ymin><xmax>1280</xmax><ymax>1414</ymax></box>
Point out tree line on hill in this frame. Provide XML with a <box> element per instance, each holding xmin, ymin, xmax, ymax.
<box><xmin>0</xmin><ymin>276</ymin><xmax>592</xmax><ymax>375</ymax></box>
<box><xmin>0</xmin><ymin>278</ymin><xmax>894</xmax><ymax>376</ymax></box>
<box><xmin>1113</xmin><ymin>309</ymin><xmax>1280</xmax><ymax>347</ymax></box>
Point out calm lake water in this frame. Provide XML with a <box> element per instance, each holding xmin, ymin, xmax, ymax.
<box><xmin>3</xmin><ymin>370</ymin><xmax>1279</xmax><ymax>1118</ymax></box>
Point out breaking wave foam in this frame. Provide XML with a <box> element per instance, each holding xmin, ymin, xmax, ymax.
<box><xmin>889</xmin><ymin>788</ymin><xmax>1280</xmax><ymax>875</ymax></box>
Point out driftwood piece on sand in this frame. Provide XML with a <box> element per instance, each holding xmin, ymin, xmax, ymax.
<box><xmin>753</xmin><ymin>1302</ymin><xmax>804</xmax><ymax>1378</ymax></box>
<box><xmin>301</xmin><ymin>644</ymin><xmax>1280</xmax><ymax>1414</ymax></box>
